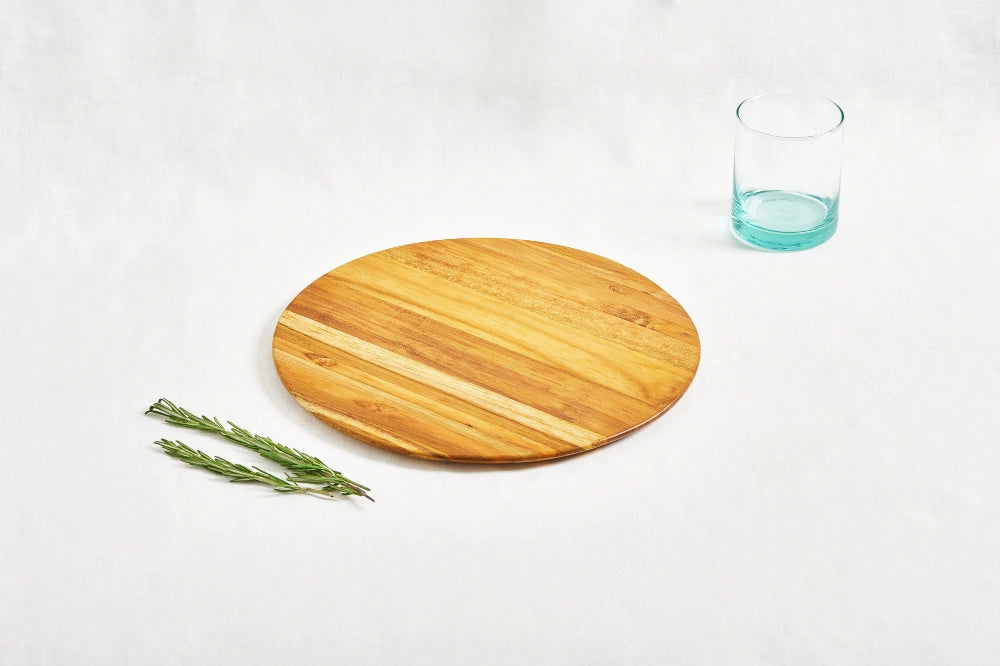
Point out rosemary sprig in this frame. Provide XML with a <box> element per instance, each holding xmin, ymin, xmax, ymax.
<box><xmin>156</xmin><ymin>439</ymin><xmax>341</xmax><ymax>497</ymax></box>
<box><xmin>147</xmin><ymin>399</ymin><xmax>373</xmax><ymax>501</ymax></box>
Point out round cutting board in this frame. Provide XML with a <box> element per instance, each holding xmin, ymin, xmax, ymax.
<box><xmin>272</xmin><ymin>238</ymin><xmax>700</xmax><ymax>463</ymax></box>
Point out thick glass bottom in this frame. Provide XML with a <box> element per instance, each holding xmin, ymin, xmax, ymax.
<box><xmin>731</xmin><ymin>189</ymin><xmax>838</xmax><ymax>251</ymax></box>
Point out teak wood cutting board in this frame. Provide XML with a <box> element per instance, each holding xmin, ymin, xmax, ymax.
<box><xmin>272</xmin><ymin>238</ymin><xmax>700</xmax><ymax>463</ymax></box>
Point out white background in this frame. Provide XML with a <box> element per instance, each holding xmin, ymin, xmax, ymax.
<box><xmin>2</xmin><ymin>1</ymin><xmax>999</xmax><ymax>664</ymax></box>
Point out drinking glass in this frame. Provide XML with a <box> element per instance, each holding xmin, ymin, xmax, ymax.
<box><xmin>731</xmin><ymin>93</ymin><xmax>845</xmax><ymax>251</ymax></box>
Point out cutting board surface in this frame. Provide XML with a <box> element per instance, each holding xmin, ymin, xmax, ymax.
<box><xmin>272</xmin><ymin>238</ymin><xmax>700</xmax><ymax>463</ymax></box>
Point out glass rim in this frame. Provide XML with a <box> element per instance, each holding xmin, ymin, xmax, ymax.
<box><xmin>736</xmin><ymin>93</ymin><xmax>845</xmax><ymax>140</ymax></box>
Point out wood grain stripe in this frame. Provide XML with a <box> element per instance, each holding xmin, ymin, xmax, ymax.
<box><xmin>279</xmin><ymin>310</ymin><xmax>603</xmax><ymax>447</ymax></box>
<box><xmin>327</xmin><ymin>258</ymin><xmax>691</xmax><ymax>402</ymax></box>
<box><xmin>383</xmin><ymin>241</ymin><xmax>700</xmax><ymax>367</ymax></box>
<box><xmin>274</xmin><ymin>322</ymin><xmax>594</xmax><ymax>457</ymax></box>
<box><xmin>290</xmin><ymin>281</ymin><xmax>657</xmax><ymax>433</ymax></box>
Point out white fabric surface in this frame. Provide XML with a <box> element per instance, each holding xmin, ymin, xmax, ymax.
<box><xmin>2</xmin><ymin>1</ymin><xmax>999</xmax><ymax>663</ymax></box>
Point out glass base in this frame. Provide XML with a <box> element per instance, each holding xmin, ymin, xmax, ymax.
<box><xmin>731</xmin><ymin>189</ymin><xmax>838</xmax><ymax>251</ymax></box>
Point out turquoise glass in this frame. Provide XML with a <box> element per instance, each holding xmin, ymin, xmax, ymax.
<box><xmin>731</xmin><ymin>93</ymin><xmax>844</xmax><ymax>251</ymax></box>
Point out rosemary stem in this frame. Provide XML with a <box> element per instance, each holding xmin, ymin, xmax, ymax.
<box><xmin>147</xmin><ymin>399</ymin><xmax>373</xmax><ymax>502</ymax></box>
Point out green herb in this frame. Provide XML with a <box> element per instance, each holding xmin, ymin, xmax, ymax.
<box><xmin>147</xmin><ymin>398</ymin><xmax>373</xmax><ymax>501</ymax></box>
<box><xmin>155</xmin><ymin>439</ymin><xmax>335</xmax><ymax>496</ymax></box>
